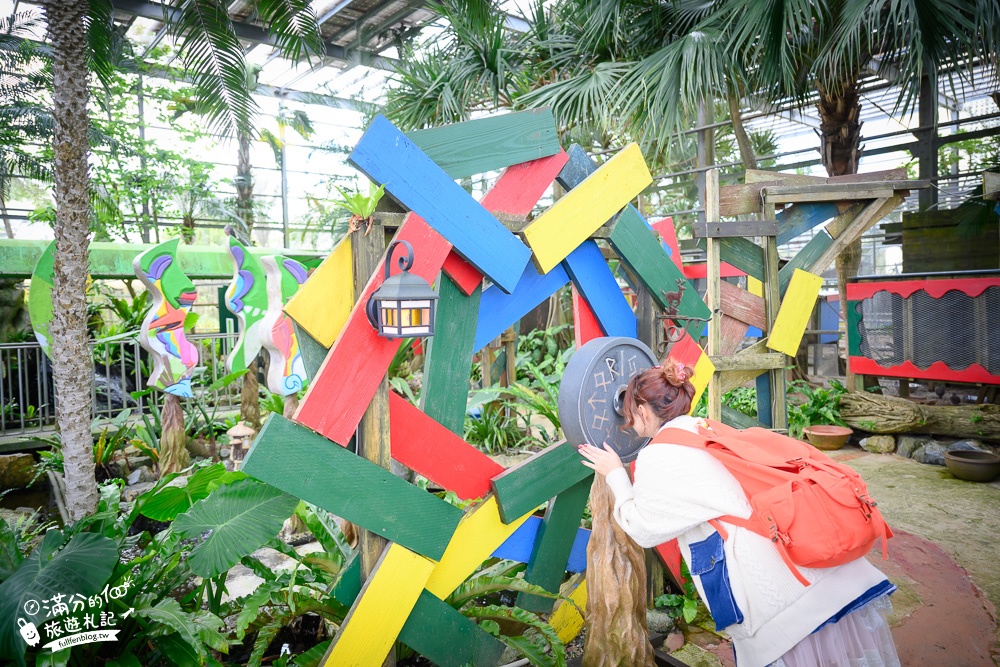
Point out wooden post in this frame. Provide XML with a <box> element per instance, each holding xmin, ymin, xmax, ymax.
<box><xmin>705</xmin><ymin>169</ymin><xmax>723</xmax><ymax>421</ymax></box>
<box><xmin>762</xmin><ymin>201</ymin><xmax>788</xmax><ymax>430</ymax></box>
<box><xmin>350</xmin><ymin>221</ymin><xmax>394</xmax><ymax>666</ymax></box>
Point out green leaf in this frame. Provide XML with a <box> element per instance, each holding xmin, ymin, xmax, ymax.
<box><xmin>0</xmin><ymin>518</ymin><xmax>23</xmax><ymax>583</ymax></box>
<box><xmin>682</xmin><ymin>597</ymin><xmax>699</xmax><ymax>624</ymax></box>
<box><xmin>35</xmin><ymin>648</ymin><xmax>71</xmax><ymax>667</ymax></box>
<box><xmin>292</xmin><ymin>639</ymin><xmax>331</xmax><ymax>667</ymax></box>
<box><xmin>106</xmin><ymin>654</ymin><xmax>142</xmax><ymax>667</ymax></box>
<box><xmin>0</xmin><ymin>531</ymin><xmax>117</xmax><ymax>666</ymax></box>
<box><xmin>294</xmin><ymin>503</ymin><xmax>352</xmax><ymax>561</ymax></box>
<box><xmin>139</xmin><ymin>463</ymin><xmax>228</xmax><ymax>521</ymax></box>
<box><xmin>173</xmin><ymin>478</ymin><xmax>299</xmax><ymax>579</ymax></box>
<box><xmin>153</xmin><ymin>631</ymin><xmax>203</xmax><ymax>667</ymax></box>
<box><xmin>206</xmin><ymin>368</ymin><xmax>248</xmax><ymax>392</ymax></box>
<box><xmin>446</xmin><ymin>574</ymin><xmax>561</xmax><ymax>609</ymax></box>
<box><xmin>135</xmin><ymin>597</ymin><xmax>205</xmax><ymax>658</ymax></box>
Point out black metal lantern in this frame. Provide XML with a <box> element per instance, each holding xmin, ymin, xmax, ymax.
<box><xmin>366</xmin><ymin>240</ymin><xmax>438</xmax><ymax>338</ymax></box>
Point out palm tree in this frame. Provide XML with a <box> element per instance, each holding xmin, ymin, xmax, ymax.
<box><xmin>39</xmin><ymin>0</ymin><xmax>323</xmax><ymax>519</ymax></box>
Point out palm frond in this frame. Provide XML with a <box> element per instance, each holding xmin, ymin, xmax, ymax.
<box><xmin>384</xmin><ymin>47</ymin><xmax>481</xmax><ymax>129</ymax></box>
<box><xmin>251</xmin><ymin>0</ymin><xmax>324</xmax><ymax>63</ymax></box>
<box><xmin>167</xmin><ymin>0</ymin><xmax>256</xmax><ymax>136</ymax></box>
<box><xmin>88</xmin><ymin>0</ymin><xmax>121</xmax><ymax>89</ymax></box>
<box><xmin>516</xmin><ymin>60</ymin><xmax>628</xmax><ymax>137</ymax></box>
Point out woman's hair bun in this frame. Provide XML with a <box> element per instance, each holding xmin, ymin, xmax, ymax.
<box><xmin>662</xmin><ymin>360</ymin><xmax>693</xmax><ymax>387</ymax></box>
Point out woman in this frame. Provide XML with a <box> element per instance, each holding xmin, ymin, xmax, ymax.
<box><xmin>578</xmin><ymin>362</ymin><xmax>900</xmax><ymax>667</ymax></box>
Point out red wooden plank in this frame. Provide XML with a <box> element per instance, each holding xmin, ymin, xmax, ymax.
<box><xmin>847</xmin><ymin>277</ymin><xmax>1000</xmax><ymax>301</ymax></box>
<box><xmin>389</xmin><ymin>392</ymin><xmax>505</xmax><ymax>500</ymax></box>
<box><xmin>651</xmin><ymin>217</ymin><xmax>681</xmax><ymax>268</ymax></box>
<box><xmin>294</xmin><ymin>215</ymin><xmax>451</xmax><ymax>445</ymax></box>
<box><xmin>572</xmin><ymin>286</ymin><xmax>603</xmax><ymax>348</ymax></box>
<box><xmin>849</xmin><ymin>357</ymin><xmax>1000</xmax><ymax>384</ymax></box>
<box><xmin>681</xmin><ymin>261</ymin><xmax>746</xmax><ymax>280</ymax></box>
<box><xmin>441</xmin><ymin>251</ymin><xmax>482</xmax><ymax>296</ymax></box>
<box><xmin>654</xmin><ymin>541</ymin><xmax>690</xmax><ymax>589</ymax></box>
<box><xmin>442</xmin><ymin>151</ymin><xmax>570</xmax><ymax>296</ymax></box>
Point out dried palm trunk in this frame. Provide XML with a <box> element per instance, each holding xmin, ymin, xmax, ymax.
<box><xmin>583</xmin><ymin>476</ymin><xmax>655</xmax><ymax>667</ymax></box>
<box><xmin>159</xmin><ymin>393</ymin><xmax>190</xmax><ymax>476</ymax></box>
<box><xmin>840</xmin><ymin>391</ymin><xmax>1000</xmax><ymax>441</ymax></box>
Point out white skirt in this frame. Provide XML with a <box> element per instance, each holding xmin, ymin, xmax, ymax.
<box><xmin>772</xmin><ymin>595</ymin><xmax>900</xmax><ymax>667</ymax></box>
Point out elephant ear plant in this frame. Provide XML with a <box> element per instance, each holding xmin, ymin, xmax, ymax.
<box><xmin>0</xmin><ymin>463</ymin><xmax>316</xmax><ymax>667</ymax></box>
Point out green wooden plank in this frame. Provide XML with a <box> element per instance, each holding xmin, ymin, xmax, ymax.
<box><xmin>609</xmin><ymin>207</ymin><xmax>712</xmax><ymax>321</ymax></box>
<box><xmin>846</xmin><ymin>299</ymin><xmax>864</xmax><ymax>357</ymax></box>
<box><xmin>516</xmin><ymin>475</ymin><xmax>591</xmax><ymax>613</ymax></box>
<box><xmin>292</xmin><ymin>320</ymin><xmax>329</xmax><ymax>382</ymax></box>
<box><xmin>721</xmin><ymin>404</ymin><xmax>760</xmax><ymax>430</ymax></box>
<box><xmin>491</xmin><ymin>441</ymin><xmax>592</xmax><ymax>523</ymax></box>
<box><xmin>330</xmin><ymin>553</ymin><xmax>362</xmax><ymax>608</ymax></box>
<box><xmin>695</xmin><ymin>236</ymin><xmax>766</xmax><ymax>282</ymax></box>
<box><xmin>778</xmin><ymin>230</ymin><xmax>833</xmax><ymax>297</ymax></box>
<box><xmin>242</xmin><ymin>414</ymin><xmax>463</xmax><ymax>560</ymax></box>
<box><xmin>399</xmin><ymin>590</ymin><xmax>508</xmax><ymax>667</ymax></box>
<box><xmin>0</xmin><ymin>238</ymin><xmax>324</xmax><ymax>280</ymax></box>
<box><xmin>421</xmin><ymin>276</ymin><xmax>481</xmax><ymax>435</ymax></box>
<box><xmin>406</xmin><ymin>109</ymin><xmax>560</xmax><ymax>181</ymax></box>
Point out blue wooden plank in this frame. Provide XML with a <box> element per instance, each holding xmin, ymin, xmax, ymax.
<box><xmin>491</xmin><ymin>515</ymin><xmax>590</xmax><ymax>573</ymax></box>
<box><xmin>348</xmin><ymin>115</ymin><xmax>531</xmax><ymax>293</ymax></box>
<box><xmin>776</xmin><ymin>202</ymin><xmax>840</xmax><ymax>246</ymax></box>
<box><xmin>474</xmin><ymin>261</ymin><xmax>569</xmax><ymax>351</ymax></box>
<box><xmin>755</xmin><ymin>373</ymin><xmax>773</xmax><ymax>429</ymax></box>
<box><xmin>562</xmin><ymin>240</ymin><xmax>637</xmax><ymax>338</ymax></box>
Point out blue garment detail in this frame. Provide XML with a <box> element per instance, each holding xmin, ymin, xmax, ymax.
<box><xmin>811</xmin><ymin>579</ymin><xmax>897</xmax><ymax>634</ymax></box>
<box><xmin>689</xmin><ymin>531</ymin><xmax>744</xmax><ymax>629</ymax></box>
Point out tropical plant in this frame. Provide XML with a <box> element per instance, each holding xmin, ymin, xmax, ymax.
<box><xmin>335</xmin><ymin>181</ymin><xmax>387</xmax><ymax>235</ymax></box>
<box><xmin>787</xmin><ymin>380</ymin><xmax>848</xmax><ymax>439</ymax></box>
<box><xmin>654</xmin><ymin>561</ymin><xmax>699</xmax><ymax>624</ymax></box>
<box><xmin>39</xmin><ymin>0</ymin><xmax>324</xmax><ymax>519</ymax></box>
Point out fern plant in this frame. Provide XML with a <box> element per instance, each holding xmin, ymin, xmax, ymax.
<box><xmin>335</xmin><ymin>181</ymin><xmax>387</xmax><ymax>235</ymax></box>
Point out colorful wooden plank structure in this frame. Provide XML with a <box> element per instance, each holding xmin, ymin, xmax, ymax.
<box><xmin>241</xmin><ymin>114</ymin><xmax>822</xmax><ymax>664</ymax></box>
<box><xmin>259</xmin><ymin>255</ymin><xmax>308</xmax><ymax>395</ymax></box>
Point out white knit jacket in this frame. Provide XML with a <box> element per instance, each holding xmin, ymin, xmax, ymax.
<box><xmin>604</xmin><ymin>416</ymin><xmax>890</xmax><ymax>667</ymax></box>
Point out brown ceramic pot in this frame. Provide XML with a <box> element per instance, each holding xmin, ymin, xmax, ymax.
<box><xmin>944</xmin><ymin>450</ymin><xmax>1000</xmax><ymax>483</ymax></box>
<box><xmin>803</xmin><ymin>425</ymin><xmax>853</xmax><ymax>450</ymax></box>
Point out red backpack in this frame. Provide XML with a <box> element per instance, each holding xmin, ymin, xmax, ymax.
<box><xmin>652</xmin><ymin>419</ymin><xmax>892</xmax><ymax>586</ymax></box>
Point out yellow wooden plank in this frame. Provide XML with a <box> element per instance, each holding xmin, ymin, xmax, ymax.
<box><xmin>689</xmin><ymin>348</ymin><xmax>715</xmax><ymax>415</ymax></box>
<box><xmin>522</xmin><ymin>143</ymin><xmax>652</xmax><ymax>274</ymax></box>
<box><xmin>550</xmin><ymin>579</ymin><xmax>587</xmax><ymax>643</ymax></box>
<box><xmin>766</xmin><ymin>269</ymin><xmax>823</xmax><ymax>357</ymax></box>
<box><xmin>322</xmin><ymin>543</ymin><xmax>436</xmax><ymax>667</ymax></box>
<box><xmin>425</xmin><ymin>496</ymin><xmax>533</xmax><ymax>599</ymax></box>
<box><xmin>283</xmin><ymin>235</ymin><xmax>353</xmax><ymax>348</ymax></box>
<box><xmin>747</xmin><ymin>276</ymin><xmax>763</xmax><ymax>297</ymax></box>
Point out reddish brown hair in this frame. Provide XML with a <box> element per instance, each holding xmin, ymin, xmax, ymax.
<box><xmin>622</xmin><ymin>362</ymin><xmax>695</xmax><ymax>430</ymax></box>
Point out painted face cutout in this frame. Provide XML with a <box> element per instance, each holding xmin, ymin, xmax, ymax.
<box><xmin>224</xmin><ymin>238</ymin><xmax>269</xmax><ymax>373</ymax></box>
<box><xmin>259</xmin><ymin>255</ymin><xmax>308</xmax><ymax>396</ymax></box>
<box><xmin>134</xmin><ymin>239</ymin><xmax>199</xmax><ymax>397</ymax></box>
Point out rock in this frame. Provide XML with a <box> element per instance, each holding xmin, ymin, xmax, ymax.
<box><xmin>126</xmin><ymin>466</ymin><xmax>155</xmax><ymax>485</ymax></box>
<box><xmin>647</xmin><ymin>608</ymin><xmax>675</xmax><ymax>634</ymax></box>
<box><xmin>123</xmin><ymin>481</ymin><xmax>157</xmax><ymax>502</ymax></box>
<box><xmin>0</xmin><ymin>453</ymin><xmax>37</xmax><ymax>490</ymax></box>
<box><xmin>860</xmin><ymin>435</ymin><xmax>896</xmax><ymax>454</ymax></box>
<box><xmin>948</xmin><ymin>439</ymin><xmax>986</xmax><ymax>452</ymax></box>
<box><xmin>897</xmin><ymin>435</ymin><xmax>932</xmax><ymax>459</ymax></box>
<box><xmin>665</xmin><ymin>630</ymin><xmax>686</xmax><ymax>652</ymax></box>
<box><xmin>115</xmin><ymin>456</ymin><xmax>153</xmax><ymax>478</ymax></box>
<box><xmin>912</xmin><ymin>442</ymin><xmax>947</xmax><ymax>466</ymax></box>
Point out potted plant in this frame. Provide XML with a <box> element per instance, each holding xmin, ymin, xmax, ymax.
<box><xmin>336</xmin><ymin>181</ymin><xmax>387</xmax><ymax>235</ymax></box>
<box><xmin>787</xmin><ymin>380</ymin><xmax>852</xmax><ymax>450</ymax></box>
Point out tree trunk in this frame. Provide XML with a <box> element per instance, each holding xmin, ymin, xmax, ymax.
<box><xmin>817</xmin><ymin>80</ymin><xmax>864</xmax><ymax>377</ymax></box>
<box><xmin>840</xmin><ymin>392</ymin><xmax>1000</xmax><ymax>441</ymax></box>
<box><xmin>283</xmin><ymin>393</ymin><xmax>298</xmax><ymax>419</ymax></box>
<box><xmin>236</xmin><ymin>129</ymin><xmax>254</xmax><ymax>239</ymax></box>
<box><xmin>241</xmin><ymin>359</ymin><xmax>262</xmax><ymax>430</ymax></box>
<box><xmin>159</xmin><ymin>393</ymin><xmax>190</xmax><ymax>476</ymax></box>
<box><xmin>728</xmin><ymin>93</ymin><xmax>757</xmax><ymax>171</ymax></box>
<box><xmin>583</xmin><ymin>476</ymin><xmax>655</xmax><ymax>667</ymax></box>
<box><xmin>1</xmin><ymin>191</ymin><xmax>14</xmax><ymax>239</ymax></box>
<box><xmin>42</xmin><ymin>0</ymin><xmax>98</xmax><ymax>520</ymax></box>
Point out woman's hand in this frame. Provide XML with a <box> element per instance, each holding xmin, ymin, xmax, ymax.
<box><xmin>578</xmin><ymin>442</ymin><xmax>624</xmax><ymax>476</ymax></box>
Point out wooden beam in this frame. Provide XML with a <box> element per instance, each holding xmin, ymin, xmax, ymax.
<box><xmin>549</xmin><ymin>579</ymin><xmax>588</xmax><ymax>643</ymax></box>
<box><xmin>806</xmin><ymin>196</ymin><xmax>902</xmax><ymax>278</ymax></box>
<box><xmin>778</xmin><ymin>231</ymin><xmax>833</xmax><ymax>297</ymax></box>
<box><xmin>397</xmin><ymin>590</ymin><xmax>507</xmax><ymax>667</ymax></box>
<box><xmin>768</xmin><ymin>269</ymin><xmax>823</xmax><ymax>357</ymax></box>
<box><xmin>719</xmin><ymin>280</ymin><xmax>767</xmax><ymax>330</ymax></box>
<box><xmin>984</xmin><ymin>171</ymin><xmax>1000</xmax><ymax>201</ymax></box>
<box><xmin>473</xmin><ymin>261</ymin><xmax>570</xmax><ymax>352</ymax></box>
<box><xmin>490</xmin><ymin>516</ymin><xmax>589</xmax><ymax>573</ymax></box>
<box><xmin>425</xmin><ymin>496</ymin><xmax>533</xmax><ymax>599</ymax></box>
<box><xmin>283</xmin><ymin>236</ymin><xmax>353</xmax><ymax>348</ymax></box>
<box><xmin>562</xmin><ymin>240</ymin><xmax>637</xmax><ymax>338</ymax></box>
<box><xmin>709</xmin><ymin>352</ymin><xmax>786</xmax><ymax>372</ymax></box>
<box><xmin>349</xmin><ymin>115</ymin><xmax>531</xmax><ymax>293</ymax></box>
<box><xmin>523</xmin><ymin>143</ymin><xmax>651</xmax><ymax>274</ymax></box>
<box><xmin>693</xmin><ymin>220</ymin><xmax>778</xmax><ymax>238</ymax></box>
<box><xmin>490</xmin><ymin>441</ymin><xmax>593</xmax><ymax>524</ymax></box>
<box><xmin>695</xmin><ymin>237</ymin><xmax>765</xmax><ymax>282</ymax></box>
<box><xmin>243</xmin><ymin>414</ymin><xmax>464</xmax><ymax>560</ymax></box>
<box><xmin>705</xmin><ymin>169</ymin><xmax>723</xmax><ymax>422</ymax></box>
<box><xmin>406</xmin><ymin>109</ymin><xmax>561</xmax><ymax>180</ymax></box>
<box><xmin>572</xmin><ymin>286</ymin><xmax>604</xmax><ymax>348</ymax></box>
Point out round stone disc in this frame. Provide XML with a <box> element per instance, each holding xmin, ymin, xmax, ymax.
<box><xmin>558</xmin><ymin>336</ymin><xmax>658</xmax><ymax>462</ymax></box>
